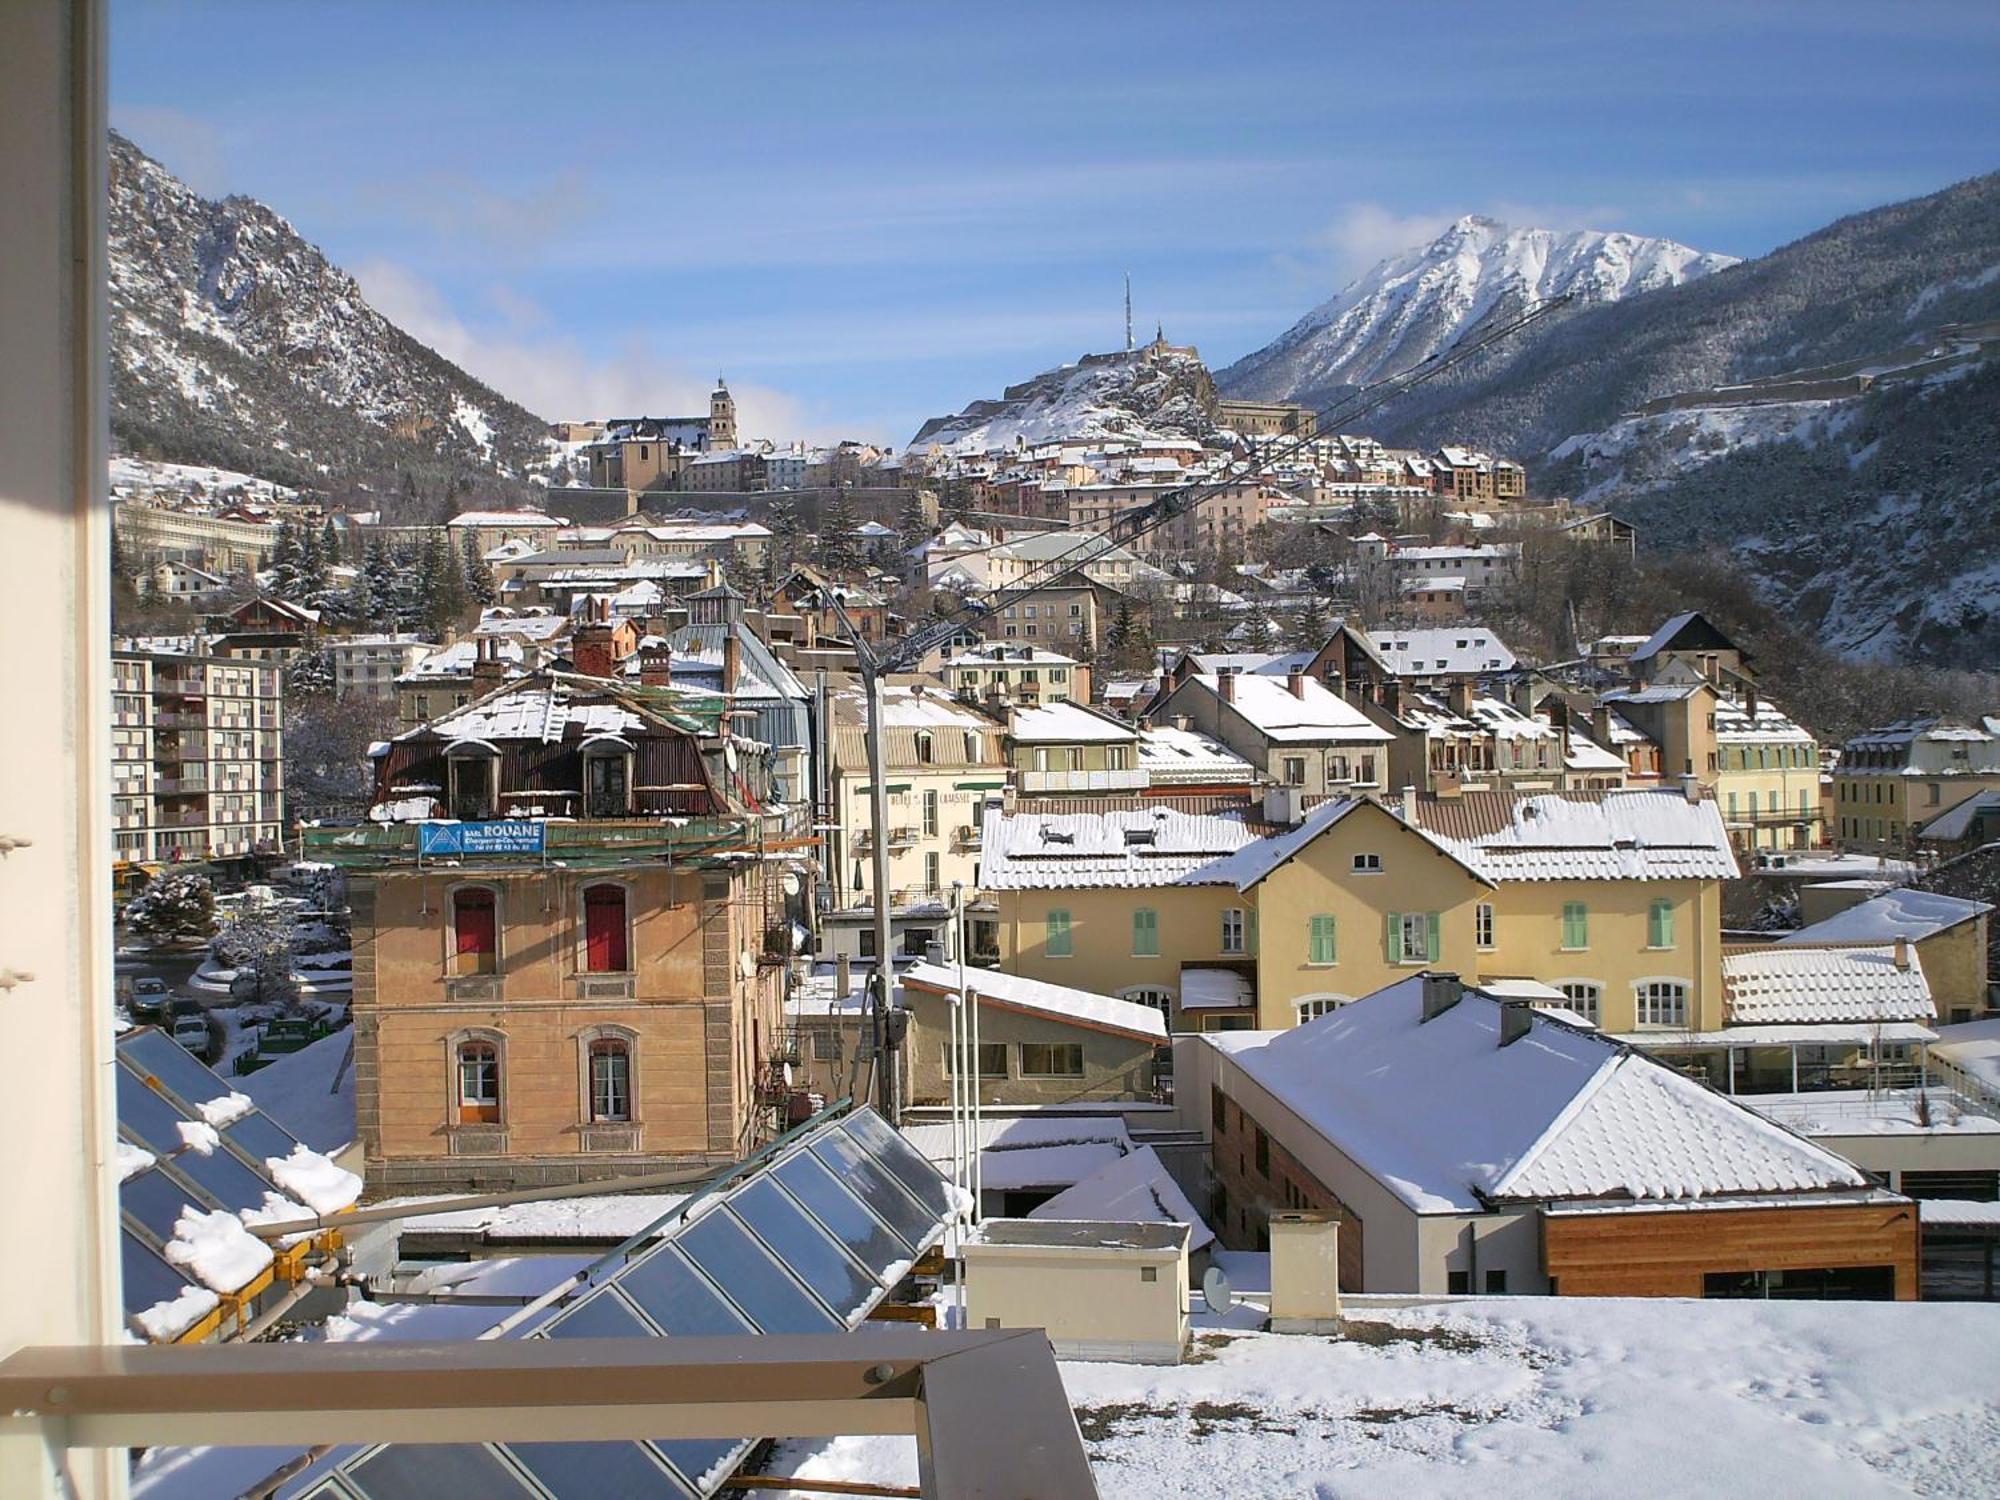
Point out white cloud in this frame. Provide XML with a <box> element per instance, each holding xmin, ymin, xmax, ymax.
<box><xmin>1311</xmin><ymin>203</ymin><xmax>1460</xmax><ymax>281</ymax></box>
<box><xmin>350</xmin><ymin>258</ymin><xmax>833</xmax><ymax>442</ymax></box>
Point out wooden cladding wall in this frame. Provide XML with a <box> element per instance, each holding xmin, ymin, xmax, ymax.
<box><xmin>1542</xmin><ymin>1201</ymin><xmax>1919</xmax><ymax>1300</ymax></box>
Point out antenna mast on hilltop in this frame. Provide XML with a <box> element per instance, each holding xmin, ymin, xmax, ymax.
<box><xmin>1124</xmin><ymin>271</ymin><xmax>1133</xmax><ymax>352</ymax></box>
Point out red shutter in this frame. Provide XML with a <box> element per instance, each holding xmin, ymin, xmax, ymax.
<box><xmin>454</xmin><ymin>889</ymin><xmax>495</xmax><ymax>958</ymax></box>
<box><xmin>585</xmin><ymin>886</ymin><xmax>628</xmax><ymax>973</ymax></box>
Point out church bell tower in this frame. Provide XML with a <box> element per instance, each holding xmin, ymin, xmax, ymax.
<box><xmin>709</xmin><ymin>378</ymin><xmax>738</xmax><ymax>451</ymax></box>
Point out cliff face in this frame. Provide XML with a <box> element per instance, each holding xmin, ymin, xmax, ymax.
<box><xmin>910</xmin><ymin>340</ymin><xmax>1220</xmax><ymax>453</ymax></box>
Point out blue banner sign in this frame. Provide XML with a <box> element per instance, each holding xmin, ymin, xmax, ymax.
<box><xmin>419</xmin><ymin>820</ymin><xmax>546</xmax><ymax>857</ymax></box>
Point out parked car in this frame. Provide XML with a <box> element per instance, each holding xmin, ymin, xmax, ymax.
<box><xmin>130</xmin><ymin>977</ymin><xmax>169</xmax><ymax>1022</ymax></box>
<box><xmin>170</xmin><ymin>1012</ymin><xmax>212</xmax><ymax>1052</ymax></box>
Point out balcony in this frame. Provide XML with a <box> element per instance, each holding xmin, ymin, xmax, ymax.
<box><xmin>301</xmin><ymin>813</ymin><xmax>774</xmax><ymax>868</ymax></box>
<box><xmin>154</xmin><ymin>711</ymin><xmax>207</xmax><ymax>730</ymax></box>
<box><xmin>152</xmin><ymin>777</ymin><xmax>208</xmax><ymax>797</ymax></box>
<box><xmin>954</xmin><ymin>822</ymin><xmax>983</xmax><ymax>849</ymax></box>
<box><xmin>1018</xmin><ymin>767</ymin><xmax>1147</xmax><ymax>794</ymax></box>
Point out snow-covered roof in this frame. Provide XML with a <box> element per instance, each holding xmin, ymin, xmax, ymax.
<box><xmin>947</xmin><ymin>645</ymin><xmax>1081</xmax><ymax>668</ymax></box>
<box><xmin>1723</xmin><ymin>945</ymin><xmax>1935</xmax><ymax>1026</ymax></box>
<box><xmin>1209</xmin><ymin>976</ymin><xmax>1869</xmax><ymax>1214</ymax></box>
<box><xmin>1027</xmin><ymin>1144</ymin><xmax>1213</xmax><ymax>1251</ymax></box>
<box><xmin>1410</xmin><ymin>790</ymin><xmax>1740</xmax><ymax>883</ymax></box>
<box><xmin>239</xmin><ymin>1031</ymin><xmax>355</xmax><ymax>1155</ymax></box>
<box><xmin>981</xmin><ymin>804</ymin><xmax>1262</xmax><ymax>890</ymax></box>
<box><xmin>1918</xmin><ymin>790</ymin><xmax>2000</xmax><ymax>842</ymax></box>
<box><xmin>1365</xmin><ymin>628</ymin><xmax>1517</xmax><ymax>677</ymax></box>
<box><xmin>1930</xmin><ymin>1017</ymin><xmax>2000</xmax><ymax>1101</ymax></box>
<box><xmin>901</xmin><ymin>961</ymin><xmax>1165</xmax><ymax>1041</ymax></box>
<box><xmin>398</xmin><ymin>638</ymin><xmax>527</xmax><ymax>681</ymax></box>
<box><xmin>398</xmin><ymin>680</ymin><xmax>650</xmax><ymax>745</ymax></box>
<box><xmin>902</xmin><ymin>1114</ymin><xmax>1134</xmax><ymax>1192</ymax></box>
<box><xmin>1201</xmin><ymin>672</ymin><xmax>1395</xmax><ymax>744</ymax></box>
<box><xmin>1136</xmin><ymin>724</ymin><xmax>1258</xmax><ymax>784</ymax></box>
<box><xmin>1714</xmin><ymin>696</ymin><xmax>1815</xmax><ymax>744</ymax></box>
<box><xmin>1604</xmin><ymin>683</ymin><xmax>1705</xmax><ymax>706</ymax></box>
<box><xmin>1564</xmin><ymin>729</ymin><xmax>1628</xmax><ymax>773</ymax></box>
<box><xmin>1009</xmin><ymin>700</ymin><xmax>1138</xmax><ymax>744</ymax></box>
<box><xmin>1778</xmin><ymin>888</ymin><xmax>1992</xmax><ymax>946</ymax></box>
<box><xmin>447</xmin><ymin>509</ymin><xmax>562</xmax><ymax>527</ymax></box>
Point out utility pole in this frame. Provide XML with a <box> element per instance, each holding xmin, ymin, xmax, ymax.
<box><xmin>1125</xmin><ymin>271</ymin><xmax>1133</xmax><ymax>353</ymax></box>
<box><xmin>861</xmin><ymin>665</ymin><xmax>899</xmax><ymax>1124</ymax></box>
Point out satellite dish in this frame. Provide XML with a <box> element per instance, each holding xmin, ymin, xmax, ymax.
<box><xmin>781</xmin><ymin>1061</ymin><xmax>794</xmax><ymax>1087</ymax></box>
<box><xmin>783</xmin><ymin>871</ymin><xmax>802</xmax><ymax>896</ymax></box>
<box><xmin>1201</xmin><ymin>1266</ymin><xmax>1234</xmax><ymax>1315</ymax></box>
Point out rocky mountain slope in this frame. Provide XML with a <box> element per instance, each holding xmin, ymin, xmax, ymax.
<box><xmin>1219</xmin><ymin>216</ymin><xmax>1735</xmax><ymax>412</ymax></box>
<box><xmin>909</xmin><ymin>338</ymin><xmax>1220</xmax><ymax>453</ymax></box>
<box><xmin>109</xmin><ymin>130</ymin><xmax>556</xmax><ymax>506</ymax></box>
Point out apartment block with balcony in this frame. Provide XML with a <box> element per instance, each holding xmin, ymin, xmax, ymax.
<box><xmin>942</xmin><ymin>642</ymin><xmax>1089</xmax><ymax>712</ymax></box>
<box><xmin>1146</xmin><ymin>665</ymin><xmax>1394</xmax><ymax>798</ymax></box>
<box><xmin>112</xmin><ymin>641</ymin><xmax>284</xmax><ymax>866</ymax></box>
<box><xmin>828</xmin><ymin>686</ymin><xmax>1006</xmax><ymax>930</ymax></box>
<box><xmin>1008</xmin><ymin>699</ymin><xmax>1147</xmax><ymax>795</ymax></box>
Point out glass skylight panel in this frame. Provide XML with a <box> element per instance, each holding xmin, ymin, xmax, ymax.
<box><xmin>505</xmin><ymin>1439</ymin><xmax>693</xmax><ymax>1500</ymax></box>
<box><xmin>171</xmin><ymin>1136</ymin><xmax>278</xmax><ymax>1212</ymax></box>
<box><xmin>655</xmin><ymin>1438</ymin><xmax>753</xmax><ymax>1496</ymax></box>
<box><xmin>120</xmin><ymin>1228</ymin><xmax>193</xmax><ymax>1315</ymax></box>
<box><xmin>345</xmin><ymin>1444</ymin><xmax>535</xmax><ymax>1499</ymax></box>
<box><xmin>676</xmin><ymin>1209</ymin><xmax>837</xmax><ymax>1333</ymax></box>
<box><xmin>224</xmin><ymin>1109</ymin><xmax>303</xmax><ymax>1165</ymax></box>
<box><xmin>120</xmin><ymin>1165</ymin><xmax>206</xmax><ymax>1243</ymax></box>
<box><xmin>616</xmin><ymin>1246</ymin><xmax>754</xmax><ymax>1337</ymax></box>
<box><xmin>726</xmin><ymin>1177</ymin><xmax>877</xmax><ymax>1320</ymax></box>
<box><xmin>116</xmin><ymin>1067</ymin><xmax>194</xmax><ymax>1154</ymax></box>
<box><xmin>770</xmin><ymin>1149</ymin><xmax>909</xmax><ymax>1271</ymax></box>
<box><xmin>120</xmin><ymin>1029</ymin><xmax>234</xmax><ymax>1106</ymax></box>
<box><xmin>543</xmin><ymin>1287</ymin><xmax>655</xmax><ymax>1339</ymax></box>
<box><xmin>841</xmin><ymin>1110</ymin><xmax>954</xmax><ymax>1220</ymax></box>
<box><xmin>805</xmin><ymin>1129</ymin><xmax>936</xmax><ymax>1249</ymax></box>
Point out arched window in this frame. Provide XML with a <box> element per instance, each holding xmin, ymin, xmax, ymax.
<box><xmin>583</xmin><ymin>883</ymin><xmax>630</xmax><ymax>973</ymax></box>
<box><xmin>452</xmin><ymin>887</ymin><xmax>497</xmax><ymax>975</ymax></box>
<box><xmin>1119</xmin><ymin>985</ymin><xmax>1175</xmax><ymax>1020</ymax></box>
<box><xmin>588</xmin><ymin>1038</ymin><xmax>632</xmax><ymax>1122</ymax></box>
<box><xmin>457</xmin><ymin>1040</ymin><xmax>501</xmax><ymax>1124</ymax></box>
<box><xmin>1296</xmin><ymin>996</ymin><xmax>1348</xmax><ymax>1023</ymax></box>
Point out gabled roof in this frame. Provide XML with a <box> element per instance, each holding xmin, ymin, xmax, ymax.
<box><xmin>1917</xmin><ymin>790</ymin><xmax>2000</xmax><ymax>842</ymax></box>
<box><xmin>1723</xmin><ymin>944</ymin><xmax>1935</xmax><ymax>1025</ymax></box>
<box><xmin>901</xmin><ymin>961</ymin><xmax>1166</xmax><ymax>1041</ymax></box>
<box><xmin>1009</xmin><ymin>700</ymin><xmax>1137</xmax><ymax>745</ymax></box>
<box><xmin>1365</xmin><ymin>628</ymin><xmax>1516</xmax><ymax>677</ymax></box>
<box><xmin>1778</xmin><ymin>887</ymin><xmax>1992</xmax><ymax>946</ymax></box>
<box><xmin>1409</xmin><ymin>789</ymin><xmax>1739</xmax><ymax>882</ymax></box>
<box><xmin>1209</xmin><ymin>797</ymin><xmax>1491</xmax><ymax>893</ymax></box>
<box><xmin>1027</xmin><ymin>1144</ymin><xmax>1213</xmax><ymax>1250</ymax></box>
<box><xmin>1630</xmin><ymin>609</ymin><xmax>1743</xmax><ymax>665</ymax></box>
<box><xmin>1189</xmin><ymin>672</ymin><xmax>1395</xmax><ymax>744</ymax></box>
<box><xmin>1209</xmin><ymin>977</ymin><xmax>1868</xmax><ymax>1214</ymax></box>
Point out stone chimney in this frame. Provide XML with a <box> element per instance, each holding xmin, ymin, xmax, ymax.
<box><xmin>1382</xmin><ymin>678</ymin><xmax>1402</xmax><ymax>717</ymax></box>
<box><xmin>1592</xmin><ymin>703</ymin><xmax>1614</xmax><ymax>748</ymax></box>
<box><xmin>1447</xmin><ymin>677</ymin><xmax>1473</xmax><ymax>717</ymax></box>
<box><xmin>1894</xmin><ymin>935</ymin><xmax>1911</xmax><ymax>971</ymax></box>
<box><xmin>1399</xmin><ymin>785</ymin><xmax>1417</xmax><ymax>823</ymax></box>
<box><xmin>1217</xmin><ymin>667</ymin><xmax>1237</xmax><ymax>705</ymax></box>
<box><xmin>1680</xmin><ymin>772</ymin><xmax>1701</xmax><ymax>803</ymax></box>
<box><xmin>1171</xmin><ymin>714</ymin><xmax>1192</xmax><ymax>734</ymax></box>
<box><xmin>1420</xmin><ymin>972</ymin><xmax>1461</xmax><ymax>1022</ymax></box>
<box><xmin>1287</xmin><ymin>668</ymin><xmax>1308</xmax><ymax>700</ymax></box>
<box><xmin>639</xmin><ymin>642</ymin><xmax>674</xmax><ymax>689</ymax></box>
<box><xmin>471</xmin><ymin>636</ymin><xmax>506</xmax><ymax>691</ymax></box>
<box><xmin>721</xmin><ymin>631</ymin><xmax>743</xmax><ymax>694</ymax></box>
<box><xmin>1500</xmin><ymin>1000</ymin><xmax>1534</xmax><ymax>1047</ymax></box>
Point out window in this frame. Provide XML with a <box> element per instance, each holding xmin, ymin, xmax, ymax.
<box><xmin>1561</xmin><ymin>901</ymin><xmax>1589</xmax><ymax>951</ymax></box>
<box><xmin>1558</xmin><ymin>982</ymin><xmax>1602</xmax><ymax>1025</ymax></box>
<box><xmin>1352</xmin><ymin>853</ymin><xmax>1382</xmax><ymax>874</ymax></box>
<box><xmin>944</xmin><ymin>1042</ymin><xmax>1008</xmax><ymax>1078</ymax></box>
<box><xmin>1254</xmin><ymin>1128</ymin><xmax>1270</xmax><ymax>1177</ymax></box>
<box><xmin>1388</xmin><ymin>911</ymin><xmax>1438</xmax><ymax>964</ymax></box>
<box><xmin>1019</xmin><ymin>1043</ymin><xmax>1084</xmax><ymax>1077</ymax></box>
<box><xmin>1307</xmin><ymin>914</ymin><xmax>1337</xmax><ymax>966</ymax></box>
<box><xmin>1485</xmin><ymin>1269</ymin><xmax>1508</xmax><ymax>1295</ymax></box>
<box><xmin>1132</xmin><ymin>907</ymin><xmax>1159</xmax><ymax>957</ymax></box>
<box><xmin>582</xmin><ymin>884</ymin><xmax>629</xmax><ymax>973</ymax></box>
<box><xmin>1065</xmin><ymin>747</ymin><xmax>1084</xmax><ymax>772</ymax></box>
<box><xmin>1282</xmin><ymin>756</ymin><xmax>1306</xmax><ymax>786</ymax></box>
<box><xmin>1447</xmin><ymin>1270</ymin><xmax>1470</xmax><ymax>1295</ymax></box>
<box><xmin>915</xmin><ymin>732</ymin><xmax>934</xmax><ymax>765</ymax></box>
<box><xmin>1221</xmin><ymin>908</ymin><xmax>1245</xmax><ymax>954</ymax></box>
<box><xmin>1648</xmin><ymin>899</ymin><xmax>1675</xmax><ymax>950</ymax></box>
<box><xmin>922</xmin><ymin>789</ymin><xmax>939</xmax><ymax>836</ymax></box>
<box><xmin>1045</xmin><ymin>909</ymin><xmax>1072</xmax><ymax>958</ymax></box>
<box><xmin>588</xmin><ymin>1039</ymin><xmax>631</xmax><ymax>1122</ymax></box>
<box><xmin>811</xmin><ymin>1030</ymin><xmax>841</xmax><ymax>1062</ymax></box>
<box><xmin>1297</xmin><ymin>996</ymin><xmax>1345</xmax><ymax>1022</ymax></box>
<box><xmin>452</xmin><ymin>887</ymin><xmax>497</xmax><ymax>976</ymax></box>
<box><xmin>457</xmin><ymin>1040</ymin><xmax>500</xmax><ymax>1124</ymax></box>
<box><xmin>1636</xmin><ymin>980</ymin><xmax>1688</xmax><ymax>1028</ymax></box>
<box><xmin>1108</xmin><ymin>745</ymin><xmax>1129</xmax><ymax>771</ymax></box>
<box><xmin>1326</xmin><ymin>754</ymin><xmax>1349</xmax><ymax>783</ymax></box>
<box><xmin>1475</xmin><ymin>902</ymin><xmax>1495</xmax><ymax>949</ymax></box>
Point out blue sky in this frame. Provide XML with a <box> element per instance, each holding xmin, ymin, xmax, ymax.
<box><xmin>112</xmin><ymin>0</ymin><xmax>2000</xmax><ymax>446</ymax></box>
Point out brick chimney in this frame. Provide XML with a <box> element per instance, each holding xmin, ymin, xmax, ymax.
<box><xmin>1217</xmin><ymin>667</ymin><xmax>1237</xmax><ymax>705</ymax></box>
<box><xmin>1287</xmin><ymin>668</ymin><xmax>1308</xmax><ymax>700</ymax></box>
<box><xmin>572</xmin><ymin>618</ymin><xmax>617</xmax><ymax>679</ymax></box>
<box><xmin>471</xmin><ymin>636</ymin><xmax>506</xmax><ymax>691</ymax></box>
<box><xmin>639</xmin><ymin>642</ymin><xmax>674</xmax><ymax>689</ymax></box>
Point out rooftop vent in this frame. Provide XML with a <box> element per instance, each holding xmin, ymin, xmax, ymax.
<box><xmin>1420</xmin><ymin>972</ymin><xmax>1462</xmax><ymax>1022</ymax></box>
<box><xmin>1499</xmin><ymin>1000</ymin><xmax>1534</xmax><ymax>1047</ymax></box>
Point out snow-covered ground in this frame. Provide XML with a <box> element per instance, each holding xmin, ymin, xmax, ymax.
<box><xmin>765</xmin><ymin>1296</ymin><xmax>2000</xmax><ymax>1498</ymax></box>
<box><xmin>108</xmin><ymin>454</ymin><xmax>297</xmax><ymax>505</ymax></box>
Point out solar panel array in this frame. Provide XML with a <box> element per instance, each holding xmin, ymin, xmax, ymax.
<box><xmin>279</xmin><ymin>1106</ymin><xmax>955</xmax><ymax>1500</ymax></box>
<box><xmin>115</xmin><ymin>1027</ymin><xmax>322</xmax><ymax>1339</ymax></box>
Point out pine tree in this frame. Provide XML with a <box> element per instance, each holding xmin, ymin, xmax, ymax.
<box><xmin>1242</xmin><ymin>605</ymin><xmax>1277</xmax><ymax>651</ymax></box>
<box><xmin>126</xmin><ymin>871</ymin><xmax>216</xmax><ymax>945</ymax></box>
<box><xmin>320</xmin><ymin>517</ymin><xmax>342</xmax><ymax>566</ymax></box>
<box><xmin>359</xmin><ymin>538</ymin><xmax>399</xmax><ymax>626</ymax></box>
<box><xmin>299</xmin><ymin>522</ymin><xmax>327</xmax><ymax>597</ymax></box>
<box><xmin>461</xmin><ymin>530</ymin><xmax>495</xmax><ymax>607</ymax></box>
<box><xmin>819</xmin><ymin>492</ymin><xmax>863</xmax><ymax>572</ymax></box>
<box><xmin>1108</xmin><ymin>598</ymin><xmax>1134</xmax><ymax>651</ymax></box>
<box><xmin>1297</xmin><ymin>598</ymin><xmax>1330</xmax><ymax>648</ymax></box>
<box><xmin>268</xmin><ymin>519</ymin><xmax>304</xmax><ymax>599</ymax></box>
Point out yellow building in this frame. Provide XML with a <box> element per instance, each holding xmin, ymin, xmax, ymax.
<box><xmin>1832</xmin><ymin>718</ymin><xmax>2000</xmax><ymax>854</ymax></box>
<box><xmin>979</xmin><ymin>788</ymin><xmax>1734</xmax><ymax>1037</ymax></box>
<box><xmin>1714</xmin><ymin>693</ymin><xmax>1821</xmax><ymax>851</ymax></box>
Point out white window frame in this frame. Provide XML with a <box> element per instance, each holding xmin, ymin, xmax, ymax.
<box><xmin>1475</xmin><ymin>901</ymin><xmax>1495</xmax><ymax>950</ymax></box>
<box><xmin>1352</xmin><ymin>853</ymin><xmax>1382</xmax><ymax>874</ymax></box>
<box><xmin>1555</xmin><ymin>981</ymin><xmax>1602</xmax><ymax>1026</ymax></box>
<box><xmin>1634</xmin><ymin>978</ymin><xmax>1689</xmax><ymax>1029</ymax></box>
<box><xmin>1296</xmin><ymin>995</ymin><xmax>1349</xmax><ymax>1023</ymax></box>
<box><xmin>1220</xmin><ymin>908</ymin><xmax>1246</xmax><ymax>955</ymax></box>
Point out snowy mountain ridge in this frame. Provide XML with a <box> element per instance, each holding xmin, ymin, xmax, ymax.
<box><xmin>109</xmin><ymin>131</ymin><xmax>560</xmax><ymax>504</ymax></box>
<box><xmin>908</xmin><ymin>339</ymin><xmax>1221</xmax><ymax>454</ymax></box>
<box><xmin>1220</xmin><ymin>215</ymin><xmax>1737</xmax><ymax>408</ymax></box>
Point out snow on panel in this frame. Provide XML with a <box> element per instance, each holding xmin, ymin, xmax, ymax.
<box><xmin>132</xmin><ymin>1285</ymin><xmax>220</xmax><ymax>1343</ymax></box>
<box><xmin>163</xmin><ymin>1206</ymin><xmax>274</xmax><ymax>1292</ymax></box>
<box><xmin>901</xmin><ymin>961</ymin><xmax>1166</xmax><ymax>1040</ymax></box>
<box><xmin>194</xmin><ymin>1091</ymin><xmax>255</xmax><ymax>1129</ymax></box>
<box><xmin>266</xmin><ymin>1144</ymin><xmax>363</xmax><ymax>1215</ymax></box>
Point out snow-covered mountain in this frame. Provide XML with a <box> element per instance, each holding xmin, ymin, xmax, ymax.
<box><xmin>908</xmin><ymin>338</ymin><xmax>1220</xmax><ymax>453</ymax></box>
<box><xmin>1220</xmin><ymin>216</ymin><xmax>1737</xmax><ymax>408</ymax></box>
<box><xmin>109</xmin><ymin>131</ymin><xmax>559</xmax><ymax>504</ymax></box>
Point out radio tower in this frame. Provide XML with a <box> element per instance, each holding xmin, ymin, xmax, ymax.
<box><xmin>1124</xmin><ymin>272</ymin><xmax>1133</xmax><ymax>353</ymax></box>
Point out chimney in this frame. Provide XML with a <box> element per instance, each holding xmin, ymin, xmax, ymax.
<box><xmin>1894</xmin><ymin>935</ymin><xmax>1911</xmax><ymax>971</ymax></box>
<box><xmin>572</xmin><ymin>620</ymin><xmax>616</xmax><ymax>679</ymax></box>
<box><xmin>1171</xmin><ymin>713</ymin><xmax>1192</xmax><ymax>734</ymax></box>
<box><xmin>836</xmin><ymin>952</ymin><xmax>852</xmax><ymax>997</ymax></box>
<box><xmin>1744</xmin><ymin>683</ymin><xmax>1759</xmax><ymax>720</ymax></box>
<box><xmin>471</xmin><ymin>636</ymin><xmax>506</xmax><ymax>691</ymax></box>
<box><xmin>1217</xmin><ymin>667</ymin><xmax>1237</xmax><ymax>704</ymax></box>
<box><xmin>1287</xmin><ymin>668</ymin><xmax>1308</xmax><ymax>700</ymax></box>
<box><xmin>1447</xmin><ymin>677</ymin><xmax>1473</xmax><ymax>717</ymax></box>
<box><xmin>1399</xmin><ymin>784</ymin><xmax>1417</xmax><ymax>823</ymax></box>
<box><xmin>1420</xmin><ymin>972</ymin><xmax>1462</xmax><ymax>1022</ymax></box>
<box><xmin>722</xmin><ymin>631</ymin><xmax>743</xmax><ymax>694</ymax></box>
<box><xmin>1680</xmin><ymin>772</ymin><xmax>1701</xmax><ymax>803</ymax></box>
<box><xmin>639</xmin><ymin>642</ymin><xmax>674</xmax><ymax>689</ymax></box>
<box><xmin>1592</xmin><ymin>703</ymin><xmax>1614</xmax><ymax>748</ymax></box>
<box><xmin>1500</xmin><ymin>1000</ymin><xmax>1534</xmax><ymax>1047</ymax></box>
<box><xmin>1382</xmin><ymin>678</ymin><xmax>1402</xmax><ymax>717</ymax></box>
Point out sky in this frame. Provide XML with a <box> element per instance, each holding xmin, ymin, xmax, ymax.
<box><xmin>111</xmin><ymin>1</ymin><xmax>2000</xmax><ymax>448</ymax></box>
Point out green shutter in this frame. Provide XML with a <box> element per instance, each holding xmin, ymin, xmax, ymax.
<box><xmin>1564</xmin><ymin>901</ymin><xmax>1588</xmax><ymax>950</ymax></box>
<box><xmin>1046</xmin><ymin>909</ymin><xmax>1071</xmax><ymax>957</ymax></box>
<box><xmin>1133</xmin><ymin>907</ymin><xmax>1158</xmax><ymax>957</ymax></box>
<box><xmin>1425</xmin><ymin>911</ymin><xmax>1441</xmax><ymax>963</ymax></box>
<box><xmin>1308</xmin><ymin>914</ymin><xmax>1337</xmax><ymax>965</ymax></box>
<box><xmin>1385</xmin><ymin>911</ymin><xmax>1400</xmax><ymax>963</ymax></box>
<box><xmin>1651</xmin><ymin>900</ymin><xmax>1674</xmax><ymax>949</ymax></box>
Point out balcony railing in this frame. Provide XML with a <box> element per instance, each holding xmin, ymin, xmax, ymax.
<box><xmin>1018</xmin><ymin>767</ymin><xmax>1147</xmax><ymax>793</ymax></box>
